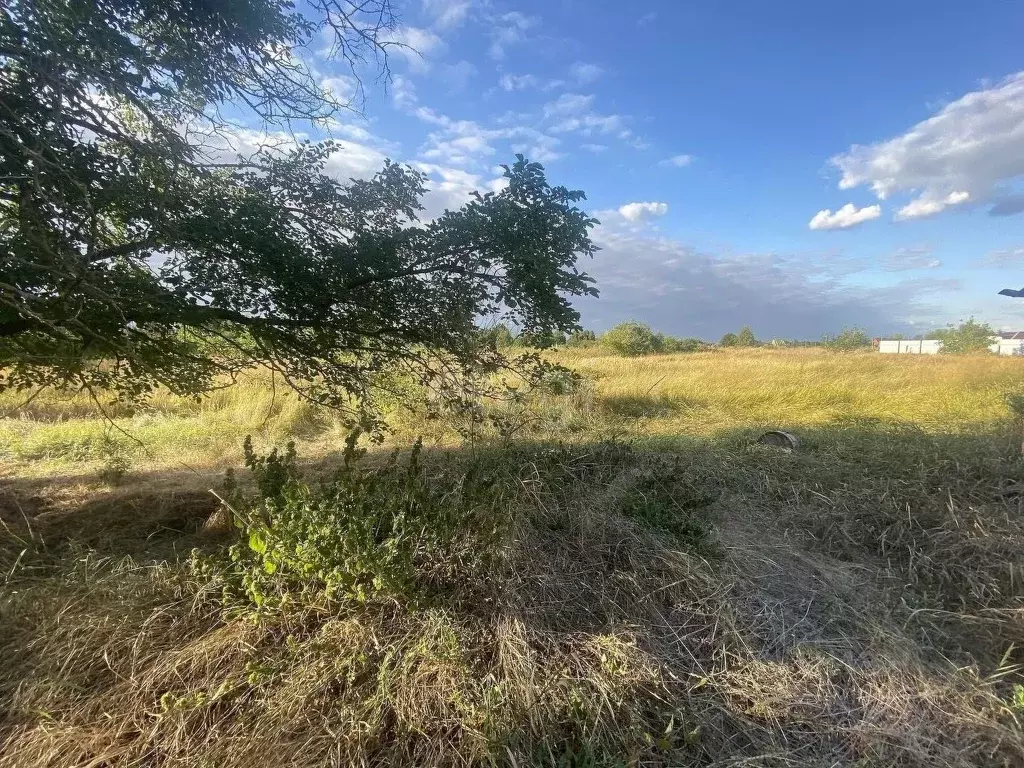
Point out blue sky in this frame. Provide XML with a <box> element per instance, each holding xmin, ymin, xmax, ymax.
<box><xmin>262</xmin><ymin>0</ymin><xmax>1024</xmax><ymax>339</ymax></box>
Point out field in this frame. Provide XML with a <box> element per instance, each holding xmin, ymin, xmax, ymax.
<box><xmin>3</xmin><ymin>348</ymin><xmax>1024</xmax><ymax>766</ymax></box>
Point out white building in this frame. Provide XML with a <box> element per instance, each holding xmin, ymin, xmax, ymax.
<box><xmin>991</xmin><ymin>331</ymin><xmax>1024</xmax><ymax>356</ymax></box>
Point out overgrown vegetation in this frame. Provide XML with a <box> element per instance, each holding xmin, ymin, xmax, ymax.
<box><xmin>204</xmin><ymin>433</ymin><xmax>509</xmax><ymax>608</ymax></box>
<box><xmin>934</xmin><ymin>317</ymin><xmax>998</xmax><ymax>354</ymax></box>
<box><xmin>822</xmin><ymin>326</ymin><xmax>872</xmax><ymax>351</ymax></box>
<box><xmin>600</xmin><ymin>321</ymin><xmax>709</xmax><ymax>357</ymax></box>
<box><xmin>3</xmin><ymin>349</ymin><xmax>1024</xmax><ymax>766</ymax></box>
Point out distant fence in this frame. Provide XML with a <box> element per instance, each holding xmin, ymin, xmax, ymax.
<box><xmin>878</xmin><ymin>339</ymin><xmax>943</xmax><ymax>354</ymax></box>
<box><xmin>876</xmin><ymin>338</ymin><xmax>1024</xmax><ymax>356</ymax></box>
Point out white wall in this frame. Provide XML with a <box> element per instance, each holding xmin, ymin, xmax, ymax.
<box><xmin>878</xmin><ymin>339</ymin><xmax>943</xmax><ymax>354</ymax></box>
<box><xmin>992</xmin><ymin>339</ymin><xmax>1024</xmax><ymax>356</ymax></box>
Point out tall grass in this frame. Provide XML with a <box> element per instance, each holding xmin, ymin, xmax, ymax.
<box><xmin>2</xmin><ymin>348</ymin><xmax>1024</xmax><ymax>766</ymax></box>
<box><xmin>3</xmin><ymin>349</ymin><xmax>1021</xmax><ymax>477</ymax></box>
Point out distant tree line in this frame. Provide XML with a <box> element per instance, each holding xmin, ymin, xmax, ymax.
<box><xmin>478</xmin><ymin>318</ymin><xmax>1002</xmax><ymax>357</ymax></box>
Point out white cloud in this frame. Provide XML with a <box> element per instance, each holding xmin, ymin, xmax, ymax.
<box><xmin>423</xmin><ymin>134</ymin><xmax>495</xmax><ymax>165</ymax></box>
<box><xmin>637</xmin><ymin>12</ymin><xmax>657</xmax><ymax>26</ymax></box>
<box><xmin>413</xmin><ymin>162</ymin><xmax>508</xmax><ymax>218</ymax></box>
<box><xmin>660</xmin><ymin>154</ymin><xmax>694</xmax><ymax>168</ymax></box>
<box><xmin>618</xmin><ymin>201</ymin><xmax>668</xmax><ymax>222</ymax></box>
<box><xmin>543</xmin><ymin>92</ymin><xmax>595</xmax><ymax>117</ymax></box>
<box><xmin>383</xmin><ymin>26</ymin><xmax>445</xmax><ymax>72</ymax></box>
<box><xmin>489</xmin><ymin>12</ymin><xmax>538</xmax><ymax>59</ymax></box>
<box><xmin>543</xmin><ymin>93</ymin><xmax>631</xmax><ymax>139</ymax></box>
<box><xmin>980</xmin><ymin>247</ymin><xmax>1024</xmax><ymax>268</ymax></box>
<box><xmin>422</xmin><ymin>0</ymin><xmax>473</xmax><ymax>29</ymax></box>
<box><xmin>391</xmin><ymin>75</ymin><xmax>418</xmax><ymax>109</ymax></box>
<box><xmin>569</xmin><ymin>62</ymin><xmax>604</xmax><ymax>85</ymax></box>
<box><xmin>808</xmin><ymin>203</ymin><xmax>882</xmax><ymax>230</ymax></box>
<box><xmin>414</xmin><ymin>113</ymin><xmax>563</xmax><ymax>168</ymax></box>
<box><xmin>830</xmin><ymin>71</ymin><xmax>1024</xmax><ymax>219</ymax></box>
<box><xmin>499</xmin><ymin>73</ymin><xmax>539</xmax><ymax>91</ymax></box>
<box><xmin>895</xmin><ymin>190</ymin><xmax>970</xmax><ymax>220</ymax></box>
<box><xmin>882</xmin><ymin>246</ymin><xmax>941</xmax><ymax>271</ymax></box>
<box><xmin>511</xmin><ymin>134</ymin><xmax>563</xmax><ymax>164</ymax></box>
<box><xmin>203</xmin><ymin>126</ymin><xmax>390</xmax><ymax>183</ymax></box>
<box><xmin>321</xmin><ymin>76</ymin><xmax>357</xmax><ymax>104</ymax></box>
<box><xmin>582</xmin><ymin>143</ymin><xmax>608</xmax><ymax>153</ymax></box>
<box><xmin>412</xmin><ymin>105</ymin><xmax>451</xmax><ymax>126</ymax></box>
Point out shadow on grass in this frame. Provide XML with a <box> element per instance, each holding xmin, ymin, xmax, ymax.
<box><xmin>2</xmin><ymin>420</ymin><xmax>1024</xmax><ymax>766</ymax></box>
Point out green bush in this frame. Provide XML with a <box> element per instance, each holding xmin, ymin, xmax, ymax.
<box><xmin>208</xmin><ymin>434</ymin><xmax>507</xmax><ymax>608</ymax></box>
<box><xmin>736</xmin><ymin>326</ymin><xmax>756</xmax><ymax>347</ymax></box>
<box><xmin>660</xmin><ymin>336</ymin><xmax>706</xmax><ymax>353</ymax></box>
<box><xmin>822</xmin><ymin>326</ymin><xmax>871</xmax><ymax>352</ymax></box>
<box><xmin>935</xmin><ymin>318</ymin><xmax>995</xmax><ymax>354</ymax></box>
<box><xmin>565</xmin><ymin>329</ymin><xmax>597</xmax><ymax>347</ymax></box>
<box><xmin>719</xmin><ymin>332</ymin><xmax>738</xmax><ymax>347</ymax></box>
<box><xmin>601</xmin><ymin>322</ymin><xmax>659</xmax><ymax>356</ymax></box>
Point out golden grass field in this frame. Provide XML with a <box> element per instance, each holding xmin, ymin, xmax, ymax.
<box><xmin>3</xmin><ymin>347</ymin><xmax>1021</xmax><ymax>476</ymax></box>
<box><xmin>2</xmin><ymin>347</ymin><xmax>1024</xmax><ymax>766</ymax></box>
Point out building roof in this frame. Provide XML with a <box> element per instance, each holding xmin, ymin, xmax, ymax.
<box><xmin>999</xmin><ymin>331</ymin><xmax>1024</xmax><ymax>340</ymax></box>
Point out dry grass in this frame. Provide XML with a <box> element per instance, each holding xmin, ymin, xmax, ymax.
<box><xmin>2</xmin><ymin>348</ymin><xmax>1024</xmax><ymax>766</ymax></box>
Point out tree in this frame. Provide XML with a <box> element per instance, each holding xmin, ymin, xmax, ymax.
<box><xmin>935</xmin><ymin>318</ymin><xmax>996</xmax><ymax>354</ymax></box>
<box><xmin>479</xmin><ymin>324</ymin><xmax>515</xmax><ymax>349</ymax></box>
<box><xmin>822</xmin><ymin>327</ymin><xmax>871</xmax><ymax>352</ymax></box>
<box><xmin>601</xmin><ymin>322</ymin><xmax>658</xmax><ymax>357</ymax></box>
<box><xmin>565</xmin><ymin>329</ymin><xmax>597</xmax><ymax>347</ymax></box>
<box><xmin>719</xmin><ymin>332</ymin><xmax>739</xmax><ymax>347</ymax></box>
<box><xmin>736</xmin><ymin>326</ymin><xmax>757</xmax><ymax>347</ymax></box>
<box><xmin>0</xmin><ymin>1</ymin><xmax>598</xmax><ymax>425</ymax></box>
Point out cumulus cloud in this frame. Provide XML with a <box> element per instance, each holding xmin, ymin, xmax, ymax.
<box><xmin>830</xmin><ymin>71</ymin><xmax>1024</xmax><ymax>219</ymax></box>
<box><xmin>618</xmin><ymin>201</ymin><xmax>668</xmax><ymax>222</ymax></box>
<box><xmin>808</xmin><ymin>203</ymin><xmax>881</xmax><ymax>230</ymax></box>
<box><xmin>489</xmin><ymin>12</ymin><xmax>537</xmax><ymax>59</ymax></box>
<box><xmin>421</xmin><ymin>0</ymin><xmax>473</xmax><ymax>29</ymax></box>
<box><xmin>882</xmin><ymin>246</ymin><xmax>941</xmax><ymax>271</ymax></box>
<box><xmin>895</xmin><ymin>190</ymin><xmax>969</xmax><ymax>220</ymax></box>
<box><xmin>659</xmin><ymin>154</ymin><xmax>694</xmax><ymax>168</ymax></box>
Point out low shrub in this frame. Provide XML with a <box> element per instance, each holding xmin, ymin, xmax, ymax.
<box><xmin>203</xmin><ymin>433</ymin><xmax>508</xmax><ymax>609</ymax></box>
<box><xmin>601</xmin><ymin>322</ymin><xmax>659</xmax><ymax>356</ymax></box>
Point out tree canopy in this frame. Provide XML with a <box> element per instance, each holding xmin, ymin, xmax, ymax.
<box><xmin>0</xmin><ymin>0</ymin><xmax>598</xmax><ymax>425</ymax></box>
